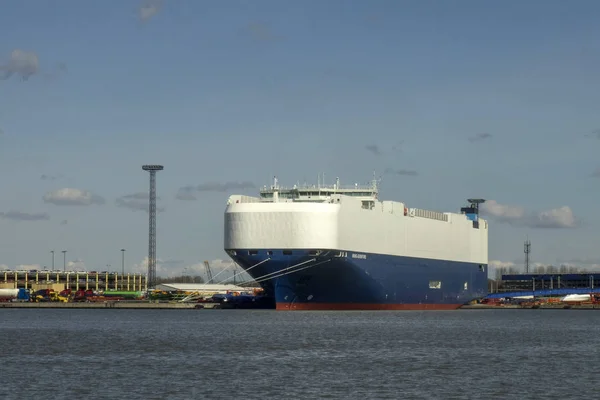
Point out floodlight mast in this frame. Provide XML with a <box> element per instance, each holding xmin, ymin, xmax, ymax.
<box><xmin>142</xmin><ymin>164</ymin><xmax>164</xmax><ymax>289</ymax></box>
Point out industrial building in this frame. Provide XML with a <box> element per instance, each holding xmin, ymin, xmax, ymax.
<box><xmin>499</xmin><ymin>272</ymin><xmax>600</xmax><ymax>292</ymax></box>
<box><xmin>487</xmin><ymin>238</ymin><xmax>600</xmax><ymax>298</ymax></box>
<box><xmin>485</xmin><ymin>272</ymin><xmax>600</xmax><ymax>300</ymax></box>
<box><xmin>0</xmin><ymin>270</ymin><xmax>147</xmax><ymax>292</ymax></box>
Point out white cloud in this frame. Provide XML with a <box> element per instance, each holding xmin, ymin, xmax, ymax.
<box><xmin>488</xmin><ymin>260</ymin><xmax>519</xmax><ymax>279</ymax></box>
<box><xmin>481</xmin><ymin>200</ymin><xmax>577</xmax><ymax>229</ymax></box>
<box><xmin>67</xmin><ymin>259</ymin><xmax>86</xmax><ymax>271</ymax></box>
<box><xmin>131</xmin><ymin>257</ymin><xmax>173</xmax><ymax>277</ymax></box>
<box><xmin>488</xmin><ymin>260</ymin><xmax>516</xmax><ymax>270</ymax></box>
<box><xmin>0</xmin><ymin>49</ymin><xmax>39</xmax><ymax>81</ymax></box>
<box><xmin>15</xmin><ymin>264</ymin><xmax>41</xmax><ymax>270</ymax></box>
<box><xmin>533</xmin><ymin>206</ymin><xmax>577</xmax><ymax>229</ymax></box>
<box><xmin>43</xmin><ymin>188</ymin><xmax>105</xmax><ymax>206</ymax></box>
<box><xmin>481</xmin><ymin>200</ymin><xmax>525</xmax><ymax>220</ymax></box>
<box><xmin>138</xmin><ymin>0</ymin><xmax>162</xmax><ymax>22</ymax></box>
<box><xmin>131</xmin><ymin>257</ymin><xmax>249</xmax><ymax>282</ymax></box>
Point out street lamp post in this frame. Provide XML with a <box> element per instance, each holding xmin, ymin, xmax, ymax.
<box><xmin>121</xmin><ymin>249</ymin><xmax>126</xmax><ymax>276</ymax></box>
<box><xmin>62</xmin><ymin>250</ymin><xmax>67</xmax><ymax>272</ymax></box>
<box><xmin>51</xmin><ymin>250</ymin><xmax>55</xmax><ymax>271</ymax></box>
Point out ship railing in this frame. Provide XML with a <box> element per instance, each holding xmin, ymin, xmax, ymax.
<box><xmin>261</xmin><ymin>184</ymin><xmax>376</xmax><ymax>192</ymax></box>
<box><xmin>227</xmin><ymin>195</ymin><xmax>261</xmax><ymax>205</ymax></box>
<box><xmin>409</xmin><ymin>208</ymin><xmax>449</xmax><ymax>222</ymax></box>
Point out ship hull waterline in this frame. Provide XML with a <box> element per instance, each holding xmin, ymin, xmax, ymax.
<box><xmin>229</xmin><ymin>249</ymin><xmax>488</xmax><ymax>311</ymax></box>
<box><xmin>276</xmin><ymin>303</ymin><xmax>463</xmax><ymax>311</ymax></box>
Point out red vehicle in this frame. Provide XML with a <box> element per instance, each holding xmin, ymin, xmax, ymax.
<box><xmin>72</xmin><ymin>289</ymin><xmax>95</xmax><ymax>302</ymax></box>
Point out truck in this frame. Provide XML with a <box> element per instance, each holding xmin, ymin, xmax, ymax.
<box><xmin>32</xmin><ymin>289</ymin><xmax>69</xmax><ymax>302</ymax></box>
<box><xmin>0</xmin><ymin>288</ymin><xmax>30</xmax><ymax>302</ymax></box>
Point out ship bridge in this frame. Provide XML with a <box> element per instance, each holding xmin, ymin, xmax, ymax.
<box><xmin>259</xmin><ymin>176</ymin><xmax>378</xmax><ymax>203</ymax></box>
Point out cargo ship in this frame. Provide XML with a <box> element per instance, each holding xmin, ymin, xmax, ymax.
<box><xmin>224</xmin><ymin>175</ymin><xmax>489</xmax><ymax>310</ymax></box>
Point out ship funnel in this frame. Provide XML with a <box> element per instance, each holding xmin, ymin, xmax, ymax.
<box><xmin>462</xmin><ymin>199</ymin><xmax>486</xmax><ymax>215</ymax></box>
<box><xmin>461</xmin><ymin>199</ymin><xmax>485</xmax><ymax>229</ymax></box>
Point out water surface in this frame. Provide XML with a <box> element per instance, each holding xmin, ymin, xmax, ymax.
<box><xmin>1</xmin><ymin>309</ymin><xmax>598</xmax><ymax>399</ymax></box>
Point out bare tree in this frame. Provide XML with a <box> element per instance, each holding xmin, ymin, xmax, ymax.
<box><xmin>559</xmin><ymin>264</ymin><xmax>568</xmax><ymax>274</ymax></box>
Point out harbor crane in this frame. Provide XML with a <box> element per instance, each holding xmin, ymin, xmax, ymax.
<box><xmin>203</xmin><ymin>261</ymin><xmax>214</xmax><ymax>283</ymax></box>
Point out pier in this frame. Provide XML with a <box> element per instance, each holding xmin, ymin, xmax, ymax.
<box><xmin>0</xmin><ymin>301</ymin><xmax>222</xmax><ymax>309</ymax></box>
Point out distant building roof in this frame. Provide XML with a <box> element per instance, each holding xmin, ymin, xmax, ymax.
<box><xmin>502</xmin><ymin>273</ymin><xmax>600</xmax><ymax>280</ymax></box>
<box><xmin>154</xmin><ymin>283</ymin><xmax>247</xmax><ymax>292</ymax></box>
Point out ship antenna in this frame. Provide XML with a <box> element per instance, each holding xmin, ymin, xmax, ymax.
<box><xmin>372</xmin><ymin>171</ymin><xmax>381</xmax><ymax>191</ymax></box>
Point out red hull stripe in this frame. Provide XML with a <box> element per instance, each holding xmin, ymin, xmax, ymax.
<box><xmin>276</xmin><ymin>303</ymin><xmax>462</xmax><ymax>311</ymax></box>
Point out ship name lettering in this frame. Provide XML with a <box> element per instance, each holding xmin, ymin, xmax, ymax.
<box><xmin>352</xmin><ymin>253</ymin><xmax>367</xmax><ymax>259</ymax></box>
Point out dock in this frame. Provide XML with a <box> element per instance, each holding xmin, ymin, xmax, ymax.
<box><xmin>461</xmin><ymin>304</ymin><xmax>600</xmax><ymax>310</ymax></box>
<box><xmin>0</xmin><ymin>301</ymin><xmax>222</xmax><ymax>309</ymax></box>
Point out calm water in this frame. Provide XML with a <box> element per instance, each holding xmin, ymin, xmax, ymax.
<box><xmin>1</xmin><ymin>309</ymin><xmax>598</xmax><ymax>399</ymax></box>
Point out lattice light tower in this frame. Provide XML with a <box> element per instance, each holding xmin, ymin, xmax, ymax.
<box><xmin>142</xmin><ymin>164</ymin><xmax>164</xmax><ymax>288</ymax></box>
<box><xmin>524</xmin><ymin>237</ymin><xmax>531</xmax><ymax>274</ymax></box>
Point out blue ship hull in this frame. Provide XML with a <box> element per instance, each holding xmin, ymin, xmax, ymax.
<box><xmin>229</xmin><ymin>249</ymin><xmax>488</xmax><ymax>310</ymax></box>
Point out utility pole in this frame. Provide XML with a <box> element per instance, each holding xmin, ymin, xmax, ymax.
<box><xmin>51</xmin><ymin>250</ymin><xmax>55</xmax><ymax>270</ymax></box>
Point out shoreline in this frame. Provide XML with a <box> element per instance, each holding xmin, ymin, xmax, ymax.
<box><xmin>2</xmin><ymin>302</ymin><xmax>600</xmax><ymax>310</ymax></box>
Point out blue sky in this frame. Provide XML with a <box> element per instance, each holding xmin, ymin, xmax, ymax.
<box><xmin>1</xmin><ymin>0</ymin><xmax>600</xmax><ymax>277</ymax></box>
